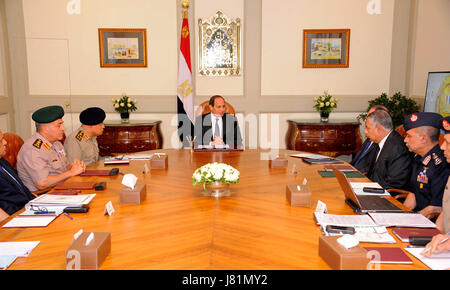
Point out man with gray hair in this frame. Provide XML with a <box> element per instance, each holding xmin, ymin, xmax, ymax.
<box><xmin>351</xmin><ymin>105</ymin><xmax>389</xmax><ymax>174</ymax></box>
<box><xmin>364</xmin><ymin>109</ymin><xmax>412</xmax><ymax>189</ymax></box>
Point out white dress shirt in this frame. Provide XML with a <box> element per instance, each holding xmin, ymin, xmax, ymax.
<box><xmin>376</xmin><ymin>130</ymin><xmax>392</xmax><ymax>161</ymax></box>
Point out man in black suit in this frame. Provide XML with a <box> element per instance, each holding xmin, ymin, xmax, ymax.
<box><xmin>194</xmin><ymin>95</ymin><xmax>243</xmax><ymax>148</ymax></box>
<box><xmin>351</xmin><ymin>105</ymin><xmax>389</xmax><ymax>174</ymax></box>
<box><xmin>365</xmin><ymin>109</ymin><xmax>412</xmax><ymax>190</ymax></box>
<box><xmin>0</xmin><ymin>129</ymin><xmax>36</xmax><ymax>221</ymax></box>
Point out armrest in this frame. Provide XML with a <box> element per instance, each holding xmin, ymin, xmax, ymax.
<box><xmin>386</xmin><ymin>188</ymin><xmax>412</xmax><ymax>200</ymax></box>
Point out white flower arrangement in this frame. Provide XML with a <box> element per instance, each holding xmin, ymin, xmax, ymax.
<box><xmin>112</xmin><ymin>93</ymin><xmax>137</xmax><ymax>114</ymax></box>
<box><xmin>192</xmin><ymin>162</ymin><xmax>240</xmax><ymax>189</ymax></box>
<box><xmin>313</xmin><ymin>90</ymin><xmax>338</xmax><ymax>114</ymax></box>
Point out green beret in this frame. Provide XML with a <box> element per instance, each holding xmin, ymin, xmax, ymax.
<box><xmin>32</xmin><ymin>105</ymin><xmax>65</xmax><ymax>124</ymax></box>
<box><xmin>80</xmin><ymin>107</ymin><xmax>106</xmax><ymax>125</ymax></box>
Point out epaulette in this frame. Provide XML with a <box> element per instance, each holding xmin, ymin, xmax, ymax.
<box><xmin>76</xmin><ymin>131</ymin><xmax>89</xmax><ymax>142</ymax></box>
<box><xmin>32</xmin><ymin>139</ymin><xmax>43</xmax><ymax>149</ymax></box>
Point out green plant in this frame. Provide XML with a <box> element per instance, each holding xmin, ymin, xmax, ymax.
<box><xmin>357</xmin><ymin>92</ymin><xmax>420</xmax><ymax>128</ymax></box>
<box><xmin>112</xmin><ymin>93</ymin><xmax>137</xmax><ymax>114</ymax></box>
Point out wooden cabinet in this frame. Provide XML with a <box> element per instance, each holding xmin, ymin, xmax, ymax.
<box><xmin>97</xmin><ymin>121</ymin><xmax>163</xmax><ymax>156</ymax></box>
<box><xmin>286</xmin><ymin>120</ymin><xmax>362</xmax><ymax>157</ymax></box>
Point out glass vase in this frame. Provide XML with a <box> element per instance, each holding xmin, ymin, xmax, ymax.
<box><xmin>120</xmin><ymin>112</ymin><xmax>130</xmax><ymax>123</ymax></box>
<box><xmin>203</xmin><ymin>181</ymin><xmax>231</xmax><ymax>197</ymax></box>
<box><xmin>320</xmin><ymin>111</ymin><xmax>330</xmax><ymax>123</ymax></box>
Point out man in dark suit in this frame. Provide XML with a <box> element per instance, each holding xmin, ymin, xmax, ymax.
<box><xmin>365</xmin><ymin>109</ymin><xmax>412</xmax><ymax>190</ymax></box>
<box><xmin>351</xmin><ymin>105</ymin><xmax>389</xmax><ymax>174</ymax></box>
<box><xmin>194</xmin><ymin>95</ymin><xmax>243</xmax><ymax>148</ymax></box>
<box><xmin>0</xmin><ymin>129</ymin><xmax>36</xmax><ymax>221</ymax></box>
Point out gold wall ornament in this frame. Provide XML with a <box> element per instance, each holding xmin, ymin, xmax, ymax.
<box><xmin>198</xmin><ymin>11</ymin><xmax>241</xmax><ymax>76</ymax></box>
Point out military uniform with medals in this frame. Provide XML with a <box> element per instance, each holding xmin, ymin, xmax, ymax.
<box><xmin>408</xmin><ymin>144</ymin><xmax>448</xmax><ymax>212</ymax></box>
<box><xmin>404</xmin><ymin>112</ymin><xmax>450</xmax><ymax>212</ymax></box>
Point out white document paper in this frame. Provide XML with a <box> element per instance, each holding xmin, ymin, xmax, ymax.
<box><xmin>2</xmin><ymin>216</ymin><xmax>56</xmax><ymax>228</ymax></box>
<box><xmin>0</xmin><ymin>241</ymin><xmax>40</xmax><ymax>257</ymax></box>
<box><xmin>290</xmin><ymin>153</ymin><xmax>329</xmax><ymax>159</ymax></box>
<box><xmin>314</xmin><ymin>212</ymin><xmax>377</xmax><ymax>227</ymax></box>
<box><xmin>0</xmin><ymin>255</ymin><xmax>17</xmax><ymax>270</ymax></box>
<box><xmin>368</xmin><ymin>212</ymin><xmax>437</xmax><ymax>228</ymax></box>
<box><xmin>350</xmin><ymin>182</ymin><xmax>382</xmax><ymax>189</ymax></box>
<box><xmin>405</xmin><ymin>248</ymin><xmax>450</xmax><ymax>270</ymax></box>
<box><xmin>29</xmin><ymin>194</ymin><xmax>96</xmax><ymax>207</ymax></box>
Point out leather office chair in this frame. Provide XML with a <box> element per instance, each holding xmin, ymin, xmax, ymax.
<box><xmin>395</xmin><ymin>125</ymin><xmax>406</xmax><ymax>138</ymax></box>
<box><xmin>195</xmin><ymin>100</ymin><xmax>236</xmax><ymax>118</ymax></box>
<box><xmin>3</xmin><ymin>132</ymin><xmax>24</xmax><ymax>170</ymax></box>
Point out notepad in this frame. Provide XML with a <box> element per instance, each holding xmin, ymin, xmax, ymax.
<box><xmin>0</xmin><ymin>255</ymin><xmax>17</xmax><ymax>270</ymax></box>
<box><xmin>314</xmin><ymin>212</ymin><xmax>377</xmax><ymax>227</ymax></box>
<box><xmin>2</xmin><ymin>216</ymin><xmax>56</xmax><ymax>228</ymax></box>
<box><xmin>363</xmin><ymin>247</ymin><xmax>413</xmax><ymax>264</ymax></box>
<box><xmin>368</xmin><ymin>212</ymin><xmax>437</xmax><ymax>228</ymax></box>
<box><xmin>405</xmin><ymin>248</ymin><xmax>450</xmax><ymax>270</ymax></box>
<box><xmin>0</xmin><ymin>241</ymin><xmax>40</xmax><ymax>257</ymax></box>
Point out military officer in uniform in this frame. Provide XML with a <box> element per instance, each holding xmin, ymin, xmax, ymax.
<box><xmin>423</xmin><ymin>116</ymin><xmax>450</xmax><ymax>257</ymax></box>
<box><xmin>17</xmin><ymin>105</ymin><xmax>86</xmax><ymax>192</ymax></box>
<box><xmin>65</xmin><ymin>107</ymin><xmax>106</xmax><ymax>166</ymax></box>
<box><xmin>401</xmin><ymin>112</ymin><xmax>449</xmax><ymax>219</ymax></box>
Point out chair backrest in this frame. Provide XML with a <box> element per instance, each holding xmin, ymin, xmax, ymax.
<box><xmin>195</xmin><ymin>100</ymin><xmax>236</xmax><ymax>118</ymax></box>
<box><xmin>395</xmin><ymin>124</ymin><xmax>444</xmax><ymax>146</ymax></box>
<box><xmin>3</xmin><ymin>132</ymin><xmax>24</xmax><ymax>170</ymax></box>
<box><xmin>395</xmin><ymin>125</ymin><xmax>406</xmax><ymax>138</ymax></box>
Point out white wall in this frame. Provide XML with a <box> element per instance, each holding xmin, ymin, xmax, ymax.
<box><xmin>261</xmin><ymin>0</ymin><xmax>395</xmax><ymax>96</ymax></box>
<box><xmin>22</xmin><ymin>0</ymin><xmax>178</xmax><ymax>96</ymax></box>
<box><xmin>410</xmin><ymin>0</ymin><xmax>450</xmax><ymax>98</ymax></box>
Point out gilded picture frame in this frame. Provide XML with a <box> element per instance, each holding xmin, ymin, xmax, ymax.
<box><xmin>198</xmin><ymin>11</ymin><xmax>241</xmax><ymax>76</ymax></box>
<box><xmin>98</xmin><ymin>28</ymin><xmax>148</xmax><ymax>68</ymax></box>
<box><xmin>302</xmin><ymin>29</ymin><xmax>350</xmax><ymax>68</ymax></box>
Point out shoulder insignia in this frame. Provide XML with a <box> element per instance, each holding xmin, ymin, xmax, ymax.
<box><xmin>432</xmin><ymin>153</ymin><xmax>442</xmax><ymax>165</ymax></box>
<box><xmin>422</xmin><ymin>155</ymin><xmax>431</xmax><ymax>166</ymax></box>
<box><xmin>42</xmin><ymin>142</ymin><xmax>51</xmax><ymax>150</ymax></box>
<box><xmin>32</xmin><ymin>139</ymin><xmax>43</xmax><ymax>149</ymax></box>
<box><xmin>75</xmin><ymin>131</ymin><xmax>84</xmax><ymax>141</ymax></box>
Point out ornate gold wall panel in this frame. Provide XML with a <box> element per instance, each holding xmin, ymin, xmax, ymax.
<box><xmin>198</xmin><ymin>11</ymin><xmax>241</xmax><ymax>76</ymax></box>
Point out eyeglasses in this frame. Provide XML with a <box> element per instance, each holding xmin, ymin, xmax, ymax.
<box><xmin>29</xmin><ymin>205</ymin><xmax>49</xmax><ymax>213</ymax></box>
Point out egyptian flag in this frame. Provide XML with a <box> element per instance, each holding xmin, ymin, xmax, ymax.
<box><xmin>177</xmin><ymin>10</ymin><xmax>194</xmax><ymax>146</ymax></box>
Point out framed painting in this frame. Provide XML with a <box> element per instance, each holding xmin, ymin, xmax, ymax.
<box><xmin>98</xmin><ymin>28</ymin><xmax>147</xmax><ymax>67</ymax></box>
<box><xmin>302</xmin><ymin>29</ymin><xmax>350</xmax><ymax>68</ymax></box>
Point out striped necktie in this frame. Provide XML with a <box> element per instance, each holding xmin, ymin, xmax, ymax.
<box><xmin>354</xmin><ymin>141</ymin><xmax>371</xmax><ymax>167</ymax></box>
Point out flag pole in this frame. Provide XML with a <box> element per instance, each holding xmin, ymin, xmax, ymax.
<box><xmin>177</xmin><ymin>0</ymin><xmax>194</xmax><ymax>147</ymax></box>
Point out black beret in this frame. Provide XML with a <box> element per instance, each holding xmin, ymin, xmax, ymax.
<box><xmin>439</xmin><ymin>116</ymin><xmax>450</xmax><ymax>134</ymax></box>
<box><xmin>32</xmin><ymin>105</ymin><xmax>64</xmax><ymax>123</ymax></box>
<box><xmin>79</xmin><ymin>107</ymin><xmax>106</xmax><ymax>125</ymax></box>
<box><xmin>404</xmin><ymin>112</ymin><xmax>442</xmax><ymax>131</ymax></box>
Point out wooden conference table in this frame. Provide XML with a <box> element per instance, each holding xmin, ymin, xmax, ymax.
<box><xmin>0</xmin><ymin>149</ymin><xmax>429</xmax><ymax>270</ymax></box>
